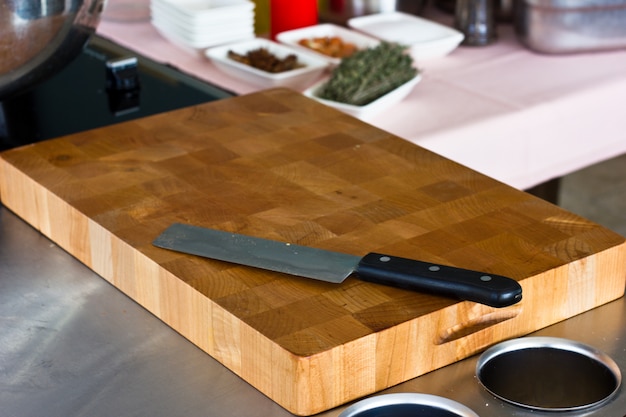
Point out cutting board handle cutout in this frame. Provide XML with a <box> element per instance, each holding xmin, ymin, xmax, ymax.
<box><xmin>437</xmin><ymin>307</ymin><xmax>521</xmax><ymax>345</ymax></box>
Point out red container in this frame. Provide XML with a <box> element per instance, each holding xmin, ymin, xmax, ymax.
<box><xmin>270</xmin><ymin>0</ymin><xmax>318</xmax><ymax>39</ymax></box>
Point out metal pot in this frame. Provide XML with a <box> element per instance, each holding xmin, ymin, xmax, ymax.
<box><xmin>0</xmin><ymin>0</ymin><xmax>105</xmax><ymax>99</ymax></box>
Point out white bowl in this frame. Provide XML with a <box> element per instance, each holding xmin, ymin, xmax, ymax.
<box><xmin>303</xmin><ymin>73</ymin><xmax>422</xmax><ymax>119</ymax></box>
<box><xmin>152</xmin><ymin>18</ymin><xmax>254</xmax><ymax>51</ymax></box>
<box><xmin>276</xmin><ymin>23</ymin><xmax>380</xmax><ymax>67</ymax></box>
<box><xmin>205</xmin><ymin>38</ymin><xmax>329</xmax><ymax>89</ymax></box>
<box><xmin>348</xmin><ymin>12</ymin><xmax>464</xmax><ymax>61</ymax></box>
<box><xmin>150</xmin><ymin>0</ymin><xmax>256</xmax><ymax>51</ymax></box>
<box><xmin>150</xmin><ymin>2</ymin><xmax>254</xmax><ymax>30</ymax></box>
<box><xmin>151</xmin><ymin>12</ymin><xmax>254</xmax><ymax>43</ymax></box>
<box><xmin>150</xmin><ymin>0</ymin><xmax>255</xmax><ymax>24</ymax></box>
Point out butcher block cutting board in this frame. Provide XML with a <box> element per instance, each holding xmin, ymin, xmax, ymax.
<box><xmin>1</xmin><ymin>88</ymin><xmax>624</xmax><ymax>415</ymax></box>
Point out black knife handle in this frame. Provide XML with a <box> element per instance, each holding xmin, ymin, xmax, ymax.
<box><xmin>356</xmin><ymin>253</ymin><xmax>522</xmax><ymax>308</ymax></box>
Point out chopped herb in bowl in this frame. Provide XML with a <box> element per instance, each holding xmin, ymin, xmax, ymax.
<box><xmin>316</xmin><ymin>42</ymin><xmax>417</xmax><ymax>106</ymax></box>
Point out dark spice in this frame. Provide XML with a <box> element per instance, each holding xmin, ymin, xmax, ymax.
<box><xmin>227</xmin><ymin>48</ymin><xmax>304</xmax><ymax>73</ymax></box>
<box><xmin>317</xmin><ymin>42</ymin><xmax>417</xmax><ymax>106</ymax></box>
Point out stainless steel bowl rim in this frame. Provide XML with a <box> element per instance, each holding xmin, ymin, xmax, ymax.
<box><xmin>476</xmin><ymin>336</ymin><xmax>622</xmax><ymax>411</ymax></box>
<box><xmin>0</xmin><ymin>0</ymin><xmax>104</xmax><ymax>99</ymax></box>
<box><xmin>338</xmin><ymin>393</ymin><xmax>480</xmax><ymax>417</ymax></box>
<box><xmin>523</xmin><ymin>0</ymin><xmax>626</xmax><ymax>8</ymax></box>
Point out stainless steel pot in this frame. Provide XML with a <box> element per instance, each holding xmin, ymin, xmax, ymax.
<box><xmin>0</xmin><ymin>0</ymin><xmax>105</xmax><ymax>99</ymax></box>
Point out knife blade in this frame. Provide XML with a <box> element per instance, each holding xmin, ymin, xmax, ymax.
<box><xmin>153</xmin><ymin>223</ymin><xmax>522</xmax><ymax>308</ymax></box>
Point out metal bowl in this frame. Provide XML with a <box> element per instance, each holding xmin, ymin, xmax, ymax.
<box><xmin>476</xmin><ymin>337</ymin><xmax>621</xmax><ymax>411</ymax></box>
<box><xmin>344</xmin><ymin>0</ymin><xmax>427</xmax><ymax>15</ymax></box>
<box><xmin>513</xmin><ymin>0</ymin><xmax>626</xmax><ymax>54</ymax></box>
<box><xmin>339</xmin><ymin>393</ymin><xmax>479</xmax><ymax>417</ymax></box>
<box><xmin>319</xmin><ymin>0</ymin><xmax>428</xmax><ymax>24</ymax></box>
<box><xmin>0</xmin><ymin>0</ymin><xmax>105</xmax><ymax>99</ymax></box>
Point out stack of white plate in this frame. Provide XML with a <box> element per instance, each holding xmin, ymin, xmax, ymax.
<box><xmin>151</xmin><ymin>0</ymin><xmax>255</xmax><ymax>53</ymax></box>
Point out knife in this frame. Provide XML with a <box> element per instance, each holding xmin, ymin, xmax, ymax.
<box><xmin>153</xmin><ymin>223</ymin><xmax>522</xmax><ymax>308</ymax></box>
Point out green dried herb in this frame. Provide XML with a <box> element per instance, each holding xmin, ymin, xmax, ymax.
<box><xmin>317</xmin><ymin>42</ymin><xmax>417</xmax><ymax>106</ymax></box>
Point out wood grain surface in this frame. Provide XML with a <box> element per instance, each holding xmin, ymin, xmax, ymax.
<box><xmin>1</xmin><ymin>88</ymin><xmax>624</xmax><ymax>415</ymax></box>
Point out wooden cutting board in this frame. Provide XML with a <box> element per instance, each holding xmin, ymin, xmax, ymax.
<box><xmin>1</xmin><ymin>88</ymin><xmax>624</xmax><ymax>415</ymax></box>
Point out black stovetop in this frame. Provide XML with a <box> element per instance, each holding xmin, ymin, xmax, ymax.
<box><xmin>0</xmin><ymin>35</ymin><xmax>234</xmax><ymax>151</ymax></box>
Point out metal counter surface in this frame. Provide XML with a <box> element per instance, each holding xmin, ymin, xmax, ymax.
<box><xmin>1</xmin><ymin>205</ymin><xmax>625</xmax><ymax>417</ymax></box>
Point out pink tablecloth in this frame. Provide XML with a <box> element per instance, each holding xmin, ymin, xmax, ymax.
<box><xmin>97</xmin><ymin>16</ymin><xmax>626</xmax><ymax>190</ymax></box>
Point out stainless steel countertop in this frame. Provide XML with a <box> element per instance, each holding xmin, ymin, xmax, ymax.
<box><xmin>1</xmin><ymin>205</ymin><xmax>625</xmax><ymax>417</ymax></box>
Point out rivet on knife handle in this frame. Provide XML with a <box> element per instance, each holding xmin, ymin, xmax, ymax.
<box><xmin>356</xmin><ymin>253</ymin><xmax>522</xmax><ymax>308</ymax></box>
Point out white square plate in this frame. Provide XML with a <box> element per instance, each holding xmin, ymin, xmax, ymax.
<box><xmin>150</xmin><ymin>2</ymin><xmax>254</xmax><ymax>29</ymax></box>
<box><xmin>205</xmin><ymin>38</ymin><xmax>329</xmax><ymax>89</ymax></box>
<box><xmin>151</xmin><ymin>10</ymin><xmax>254</xmax><ymax>41</ymax></box>
<box><xmin>152</xmin><ymin>18</ymin><xmax>254</xmax><ymax>50</ymax></box>
<box><xmin>151</xmin><ymin>0</ymin><xmax>255</xmax><ymax>24</ymax></box>
<box><xmin>303</xmin><ymin>73</ymin><xmax>422</xmax><ymax>119</ymax></box>
<box><xmin>348</xmin><ymin>12</ymin><xmax>464</xmax><ymax>61</ymax></box>
<box><xmin>276</xmin><ymin>23</ymin><xmax>380</xmax><ymax>67</ymax></box>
